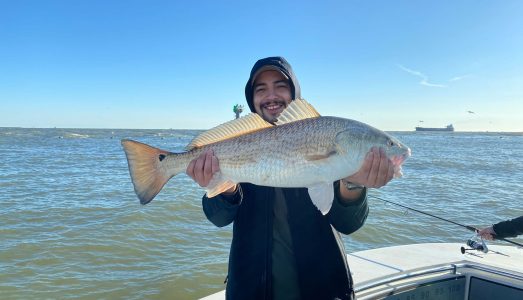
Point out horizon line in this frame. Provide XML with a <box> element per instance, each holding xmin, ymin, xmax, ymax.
<box><xmin>1</xmin><ymin>126</ymin><xmax>522</xmax><ymax>134</ymax></box>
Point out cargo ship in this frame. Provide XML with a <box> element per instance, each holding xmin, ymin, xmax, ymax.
<box><xmin>415</xmin><ymin>124</ymin><xmax>454</xmax><ymax>132</ymax></box>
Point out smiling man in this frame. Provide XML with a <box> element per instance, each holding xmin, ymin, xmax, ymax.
<box><xmin>246</xmin><ymin>58</ymin><xmax>297</xmax><ymax>124</ymax></box>
<box><xmin>187</xmin><ymin>56</ymin><xmax>394</xmax><ymax>300</ymax></box>
<box><xmin>251</xmin><ymin>70</ymin><xmax>292</xmax><ymax>123</ymax></box>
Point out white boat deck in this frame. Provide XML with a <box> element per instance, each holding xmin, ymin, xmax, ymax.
<box><xmin>348</xmin><ymin>242</ymin><xmax>523</xmax><ymax>286</ymax></box>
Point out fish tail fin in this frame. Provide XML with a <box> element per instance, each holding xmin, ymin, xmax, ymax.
<box><xmin>121</xmin><ymin>139</ymin><xmax>180</xmax><ymax>204</ymax></box>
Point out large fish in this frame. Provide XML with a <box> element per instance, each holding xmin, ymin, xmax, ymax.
<box><xmin>122</xmin><ymin>99</ymin><xmax>410</xmax><ymax>214</ymax></box>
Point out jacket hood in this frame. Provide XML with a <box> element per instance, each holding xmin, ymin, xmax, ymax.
<box><xmin>244</xmin><ymin>56</ymin><xmax>302</xmax><ymax>112</ymax></box>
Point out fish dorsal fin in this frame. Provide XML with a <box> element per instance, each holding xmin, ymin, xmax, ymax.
<box><xmin>186</xmin><ymin>113</ymin><xmax>272</xmax><ymax>150</ymax></box>
<box><xmin>274</xmin><ymin>99</ymin><xmax>321</xmax><ymax>125</ymax></box>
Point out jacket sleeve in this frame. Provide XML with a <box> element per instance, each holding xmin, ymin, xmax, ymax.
<box><xmin>327</xmin><ymin>180</ymin><xmax>369</xmax><ymax>235</ymax></box>
<box><xmin>493</xmin><ymin>216</ymin><xmax>523</xmax><ymax>239</ymax></box>
<box><xmin>202</xmin><ymin>185</ymin><xmax>243</xmax><ymax>228</ymax></box>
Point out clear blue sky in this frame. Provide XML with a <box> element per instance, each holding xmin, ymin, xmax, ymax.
<box><xmin>1</xmin><ymin>1</ymin><xmax>522</xmax><ymax>131</ymax></box>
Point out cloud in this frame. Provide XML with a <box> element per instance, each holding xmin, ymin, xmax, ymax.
<box><xmin>449</xmin><ymin>74</ymin><xmax>471</xmax><ymax>82</ymax></box>
<box><xmin>397</xmin><ymin>64</ymin><xmax>447</xmax><ymax>88</ymax></box>
<box><xmin>420</xmin><ymin>80</ymin><xmax>447</xmax><ymax>88</ymax></box>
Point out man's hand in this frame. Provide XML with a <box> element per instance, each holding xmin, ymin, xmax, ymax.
<box><xmin>477</xmin><ymin>226</ymin><xmax>496</xmax><ymax>241</ymax></box>
<box><xmin>346</xmin><ymin>147</ymin><xmax>394</xmax><ymax>187</ymax></box>
<box><xmin>186</xmin><ymin>149</ymin><xmax>237</xmax><ymax>195</ymax></box>
<box><xmin>339</xmin><ymin>147</ymin><xmax>394</xmax><ymax>202</ymax></box>
<box><xmin>186</xmin><ymin>149</ymin><xmax>219</xmax><ymax>187</ymax></box>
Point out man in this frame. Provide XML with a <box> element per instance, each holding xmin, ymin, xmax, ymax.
<box><xmin>478</xmin><ymin>216</ymin><xmax>523</xmax><ymax>240</ymax></box>
<box><xmin>187</xmin><ymin>57</ymin><xmax>395</xmax><ymax>299</ymax></box>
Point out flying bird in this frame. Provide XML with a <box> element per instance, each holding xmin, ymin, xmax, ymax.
<box><xmin>467</xmin><ymin>111</ymin><xmax>475</xmax><ymax>114</ymax></box>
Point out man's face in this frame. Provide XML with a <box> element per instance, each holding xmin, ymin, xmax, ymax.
<box><xmin>252</xmin><ymin>70</ymin><xmax>292</xmax><ymax>123</ymax></box>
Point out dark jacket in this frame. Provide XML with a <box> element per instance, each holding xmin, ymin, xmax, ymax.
<box><xmin>202</xmin><ymin>182</ymin><xmax>369</xmax><ymax>300</ymax></box>
<box><xmin>493</xmin><ymin>216</ymin><xmax>523</xmax><ymax>239</ymax></box>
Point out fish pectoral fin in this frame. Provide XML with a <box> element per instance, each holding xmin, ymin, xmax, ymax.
<box><xmin>307</xmin><ymin>183</ymin><xmax>334</xmax><ymax>215</ymax></box>
<box><xmin>304</xmin><ymin>150</ymin><xmax>337</xmax><ymax>161</ymax></box>
<box><xmin>205</xmin><ymin>172</ymin><xmax>237</xmax><ymax>198</ymax></box>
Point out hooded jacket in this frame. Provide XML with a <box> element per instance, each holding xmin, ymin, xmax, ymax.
<box><xmin>202</xmin><ymin>57</ymin><xmax>369</xmax><ymax>300</ymax></box>
<box><xmin>245</xmin><ymin>56</ymin><xmax>301</xmax><ymax>113</ymax></box>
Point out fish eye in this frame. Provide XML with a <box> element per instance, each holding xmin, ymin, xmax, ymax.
<box><xmin>387</xmin><ymin>140</ymin><xmax>394</xmax><ymax>147</ymax></box>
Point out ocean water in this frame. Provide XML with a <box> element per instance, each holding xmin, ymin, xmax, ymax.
<box><xmin>1</xmin><ymin>127</ymin><xmax>522</xmax><ymax>299</ymax></box>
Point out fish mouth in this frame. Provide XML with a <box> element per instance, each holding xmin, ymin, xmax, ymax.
<box><xmin>391</xmin><ymin>148</ymin><xmax>411</xmax><ymax>178</ymax></box>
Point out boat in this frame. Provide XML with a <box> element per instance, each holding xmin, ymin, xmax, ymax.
<box><xmin>348</xmin><ymin>243</ymin><xmax>522</xmax><ymax>299</ymax></box>
<box><xmin>415</xmin><ymin>124</ymin><xmax>454</xmax><ymax>132</ymax></box>
<box><xmin>201</xmin><ymin>242</ymin><xmax>523</xmax><ymax>299</ymax></box>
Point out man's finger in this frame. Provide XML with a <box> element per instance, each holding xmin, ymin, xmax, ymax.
<box><xmin>359</xmin><ymin>149</ymin><xmax>374</xmax><ymax>178</ymax></box>
<box><xmin>368</xmin><ymin>147</ymin><xmax>381</xmax><ymax>186</ymax></box>
<box><xmin>193</xmin><ymin>153</ymin><xmax>206</xmax><ymax>185</ymax></box>
<box><xmin>186</xmin><ymin>159</ymin><xmax>196</xmax><ymax>179</ymax></box>
<box><xmin>375</xmin><ymin>148</ymin><xmax>390</xmax><ymax>187</ymax></box>
<box><xmin>203</xmin><ymin>150</ymin><xmax>214</xmax><ymax>183</ymax></box>
<box><xmin>211</xmin><ymin>152</ymin><xmax>220</xmax><ymax>175</ymax></box>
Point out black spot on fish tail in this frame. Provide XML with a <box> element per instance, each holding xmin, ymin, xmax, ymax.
<box><xmin>159</xmin><ymin>154</ymin><xmax>166</xmax><ymax>161</ymax></box>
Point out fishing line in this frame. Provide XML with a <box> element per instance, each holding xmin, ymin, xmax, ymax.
<box><xmin>372</xmin><ymin>195</ymin><xmax>523</xmax><ymax>248</ymax></box>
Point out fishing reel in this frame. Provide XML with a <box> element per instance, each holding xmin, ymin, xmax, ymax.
<box><xmin>460</xmin><ymin>235</ymin><xmax>488</xmax><ymax>254</ymax></box>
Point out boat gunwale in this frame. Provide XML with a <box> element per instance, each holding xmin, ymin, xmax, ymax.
<box><xmin>355</xmin><ymin>261</ymin><xmax>523</xmax><ymax>298</ymax></box>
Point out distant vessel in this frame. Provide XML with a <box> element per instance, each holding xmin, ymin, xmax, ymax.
<box><xmin>415</xmin><ymin>124</ymin><xmax>454</xmax><ymax>132</ymax></box>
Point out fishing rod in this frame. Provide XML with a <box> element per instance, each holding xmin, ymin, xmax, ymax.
<box><xmin>372</xmin><ymin>195</ymin><xmax>523</xmax><ymax>248</ymax></box>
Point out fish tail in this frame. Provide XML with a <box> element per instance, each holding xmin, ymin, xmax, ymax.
<box><xmin>121</xmin><ymin>139</ymin><xmax>181</xmax><ymax>204</ymax></box>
